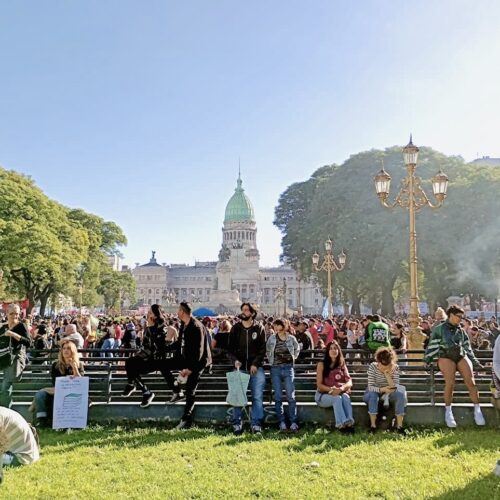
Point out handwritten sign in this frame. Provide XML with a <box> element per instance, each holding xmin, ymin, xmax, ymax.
<box><xmin>52</xmin><ymin>376</ymin><xmax>89</xmax><ymax>429</ymax></box>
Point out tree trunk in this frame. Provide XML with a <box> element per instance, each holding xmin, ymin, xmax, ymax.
<box><xmin>381</xmin><ymin>276</ymin><xmax>397</xmax><ymax>316</ymax></box>
<box><xmin>26</xmin><ymin>290</ymin><xmax>36</xmax><ymax>315</ymax></box>
<box><xmin>350</xmin><ymin>294</ymin><xmax>361</xmax><ymax>315</ymax></box>
<box><xmin>39</xmin><ymin>293</ymin><xmax>49</xmax><ymax>317</ymax></box>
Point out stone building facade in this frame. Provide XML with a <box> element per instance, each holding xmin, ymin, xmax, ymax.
<box><xmin>132</xmin><ymin>174</ymin><xmax>322</xmax><ymax>315</ymax></box>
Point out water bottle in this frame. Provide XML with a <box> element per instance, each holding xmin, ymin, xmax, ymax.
<box><xmin>494</xmin><ymin>459</ymin><xmax>500</xmax><ymax>477</ymax></box>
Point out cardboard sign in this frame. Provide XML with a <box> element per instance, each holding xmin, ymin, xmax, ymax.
<box><xmin>52</xmin><ymin>376</ymin><xmax>89</xmax><ymax>429</ymax></box>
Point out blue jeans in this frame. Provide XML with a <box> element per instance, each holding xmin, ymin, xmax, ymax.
<box><xmin>0</xmin><ymin>356</ymin><xmax>25</xmax><ymax>408</ymax></box>
<box><xmin>270</xmin><ymin>365</ymin><xmax>298</xmax><ymax>425</ymax></box>
<box><xmin>232</xmin><ymin>367</ymin><xmax>265</xmax><ymax>427</ymax></box>
<box><xmin>34</xmin><ymin>389</ymin><xmax>53</xmax><ymax>418</ymax></box>
<box><xmin>363</xmin><ymin>390</ymin><xmax>406</xmax><ymax>416</ymax></box>
<box><xmin>315</xmin><ymin>391</ymin><xmax>354</xmax><ymax>428</ymax></box>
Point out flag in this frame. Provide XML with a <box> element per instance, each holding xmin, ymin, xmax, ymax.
<box><xmin>322</xmin><ymin>298</ymin><xmax>330</xmax><ymax>319</ymax></box>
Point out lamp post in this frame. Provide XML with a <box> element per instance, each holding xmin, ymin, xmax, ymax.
<box><xmin>312</xmin><ymin>238</ymin><xmax>346</xmax><ymax>319</ymax></box>
<box><xmin>283</xmin><ymin>277</ymin><xmax>288</xmax><ymax>318</ymax></box>
<box><xmin>296</xmin><ymin>261</ymin><xmax>303</xmax><ymax>316</ymax></box>
<box><xmin>373</xmin><ymin>136</ymin><xmax>449</xmax><ymax>354</ymax></box>
<box><xmin>274</xmin><ymin>286</ymin><xmax>284</xmax><ymax>316</ymax></box>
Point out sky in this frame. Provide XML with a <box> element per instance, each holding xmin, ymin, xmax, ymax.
<box><xmin>1</xmin><ymin>1</ymin><xmax>500</xmax><ymax>268</ymax></box>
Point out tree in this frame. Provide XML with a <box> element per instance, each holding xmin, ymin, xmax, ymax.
<box><xmin>0</xmin><ymin>168</ymin><xmax>130</xmax><ymax>315</ymax></box>
<box><xmin>97</xmin><ymin>269</ymin><xmax>137</xmax><ymax>311</ymax></box>
<box><xmin>67</xmin><ymin>209</ymin><xmax>128</xmax><ymax>308</ymax></box>
<box><xmin>274</xmin><ymin>146</ymin><xmax>500</xmax><ymax>315</ymax></box>
<box><xmin>0</xmin><ymin>168</ymin><xmax>88</xmax><ymax>314</ymax></box>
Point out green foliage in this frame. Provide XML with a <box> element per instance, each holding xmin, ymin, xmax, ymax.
<box><xmin>0</xmin><ymin>168</ymin><xmax>129</xmax><ymax>313</ymax></box>
<box><xmin>2</xmin><ymin>426</ymin><xmax>499</xmax><ymax>498</ymax></box>
<box><xmin>275</xmin><ymin>147</ymin><xmax>500</xmax><ymax>314</ymax></box>
<box><xmin>97</xmin><ymin>268</ymin><xmax>137</xmax><ymax>310</ymax></box>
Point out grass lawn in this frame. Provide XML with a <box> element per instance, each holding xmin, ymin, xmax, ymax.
<box><xmin>2</xmin><ymin>424</ymin><xmax>499</xmax><ymax>499</ymax></box>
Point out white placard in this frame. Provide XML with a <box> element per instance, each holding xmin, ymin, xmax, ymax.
<box><xmin>52</xmin><ymin>376</ymin><xmax>89</xmax><ymax>429</ymax></box>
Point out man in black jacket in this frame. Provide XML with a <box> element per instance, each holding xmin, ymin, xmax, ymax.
<box><xmin>163</xmin><ymin>302</ymin><xmax>212</xmax><ymax>429</ymax></box>
<box><xmin>227</xmin><ymin>302</ymin><xmax>266</xmax><ymax>435</ymax></box>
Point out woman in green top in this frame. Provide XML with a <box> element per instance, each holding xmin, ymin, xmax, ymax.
<box><xmin>425</xmin><ymin>304</ymin><xmax>485</xmax><ymax>428</ymax></box>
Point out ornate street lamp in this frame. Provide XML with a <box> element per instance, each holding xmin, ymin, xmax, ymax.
<box><xmin>274</xmin><ymin>286</ymin><xmax>284</xmax><ymax>316</ymax></box>
<box><xmin>374</xmin><ymin>136</ymin><xmax>448</xmax><ymax>356</ymax></box>
<box><xmin>311</xmin><ymin>238</ymin><xmax>346</xmax><ymax>318</ymax></box>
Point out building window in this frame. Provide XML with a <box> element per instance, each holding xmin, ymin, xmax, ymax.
<box><xmin>148</xmin><ymin>289</ymin><xmax>152</xmax><ymax>295</ymax></box>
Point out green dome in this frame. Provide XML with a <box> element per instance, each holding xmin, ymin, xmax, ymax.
<box><xmin>224</xmin><ymin>174</ymin><xmax>255</xmax><ymax>223</ymax></box>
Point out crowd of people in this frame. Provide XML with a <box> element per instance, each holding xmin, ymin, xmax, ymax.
<box><xmin>1</xmin><ymin>300</ymin><xmax>499</xmax><ymax>480</ymax></box>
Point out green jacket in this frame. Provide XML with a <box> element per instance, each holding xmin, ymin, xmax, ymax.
<box><xmin>424</xmin><ymin>321</ymin><xmax>480</xmax><ymax>367</ymax></box>
<box><xmin>366</xmin><ymin>321</ymin><xmax>391</xmax><ymax>352</ymax></box>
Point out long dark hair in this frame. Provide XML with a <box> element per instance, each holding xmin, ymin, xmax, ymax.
<box><xmin>321</xmin><ymin>340</ymin><xmax>345</xmax><ymax>378</ymax></box>
<box><xmin>150</xmin><ymin>304</ymin><xmax>166</xmax><ymax>326</ymax></box>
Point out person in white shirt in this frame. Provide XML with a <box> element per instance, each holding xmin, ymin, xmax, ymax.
<box><xmin>0</xmin><ymin>407</ymin><xmax>39</xmax><ymax>483</ymax></box>
<box><xmin>63</xmin><ymin>324</ymin><xmax>84</xmax><ymax>349</ymax></box>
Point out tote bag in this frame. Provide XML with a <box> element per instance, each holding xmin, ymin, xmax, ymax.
<box><xmin>226</xmin><ymin>369</ymin><xmax>251</xmax><ymax>407</ymax></box>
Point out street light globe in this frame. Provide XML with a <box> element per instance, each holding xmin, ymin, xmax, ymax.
<box><xmin>325</xmin><ymin>238</ymin><xmax>333</xmax><ymax>252</ymax></box>
<box><xmin>312</xmin><ymin>252</ymin><xmax>320</xmax><ymax>266</ymax></box>
<box><xmin>374</xmin><ymin>168</ymin><xmax>392</xmax><ymax>198</ymax></box>
<box><xmin>431</xmin><ymin>170</ymin><xmax>449</xmax><ymax>202</ymax></box>
<box><xmin>403</xmin><ymin>135</ymin><xmax>419</xmax><ymax>166</ymax></box>
<box><xmin>338</xmin><ymin>251</ymin><xmax>347</xmax><ymax>266</ymax></box>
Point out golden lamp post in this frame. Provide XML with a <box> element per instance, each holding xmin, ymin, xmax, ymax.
<box><xmin>373</xmin><ymin>136</ymin><xmax>449</xmax><ymax>353</ymax></box>
<box><xmin>312</xmin><ymin>239</ymin><xmax>346</xmax><ymax>319</ymax></box>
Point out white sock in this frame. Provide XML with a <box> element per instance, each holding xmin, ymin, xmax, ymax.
<box><xmin>445</xmin><ymin>406</ymin><xmax>452</xmax><ymax>413</ymax></box>
<box><xmin>474</xmin><ymin>404</ymin><xmax>481</xmax><ymax>411</ymax></box>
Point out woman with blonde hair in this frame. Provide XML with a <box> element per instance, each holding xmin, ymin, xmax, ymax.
<box><xmin>33</xmin><ymin>340</ymin><xmax>84</xmax><ymax>427</ymax></box>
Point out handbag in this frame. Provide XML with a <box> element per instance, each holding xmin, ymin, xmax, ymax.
<box><xmin>226</xmin><ymin>369</ymin><xmax>251</xmax><ymax>407</ymax></box>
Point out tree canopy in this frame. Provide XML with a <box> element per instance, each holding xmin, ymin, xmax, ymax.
<box><xmin>0</xmin><ymin>167</ymin><xmax>131</xmax><ymax>314</ymax></box>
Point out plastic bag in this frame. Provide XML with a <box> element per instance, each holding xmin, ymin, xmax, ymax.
<box><xmin>226</xmin><ymin>369</ymin><xmax>250</xmax><ymax>407</ymax></box>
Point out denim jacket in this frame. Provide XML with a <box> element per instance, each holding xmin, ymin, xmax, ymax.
<box><xmin>266</xmin><ymin>334</ymin><xmax>300</xmax><ymax>366</ymax></box>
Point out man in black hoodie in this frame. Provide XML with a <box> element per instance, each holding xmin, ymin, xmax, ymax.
<box><xmin>163</xmin><ymin>301</ymin><xmax>212</xmax><ymax>429</ymax></box>
<box><xmin>227</xmin><ymin>302</ymin><xmax>266</xmax><ymax>435</ymax></box>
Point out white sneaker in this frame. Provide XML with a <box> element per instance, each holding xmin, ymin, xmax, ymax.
<box><xmin>445</xmin><ymin>410</ymin><xmax>457</xmax><ymax>428</ymax></box>
<box><xmin>474</xmin><ymin>408</ymin><xmax>486</xmax><ymax>426</ymax></box>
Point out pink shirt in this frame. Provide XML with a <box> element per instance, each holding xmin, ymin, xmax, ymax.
<box><xmin>114</xmin><ymin>326</ymin><xmax>123</xmax><ymax>341</ymax></box>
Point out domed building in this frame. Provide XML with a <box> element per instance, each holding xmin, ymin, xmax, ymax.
<box><xmin>132</xmin><ymin>173</ymin><xmax>322</xmax><ymax>315</ymax></box>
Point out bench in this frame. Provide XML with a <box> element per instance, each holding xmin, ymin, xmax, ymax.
<box><xmin>2</xmin><ymin>349</ymin><xmax>497</xmax><ymax>427</ymax></box>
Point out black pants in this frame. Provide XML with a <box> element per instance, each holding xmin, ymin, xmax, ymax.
<box><xmin>125</xmin><ymin>355</ymin><xmax>172</xmax><ymax>394</ymax></box>
<box><xmin>125</xmin><ymin>355</ymin><xmax>203</xmax><ymax>421</ymax></box>
<box><xmin>161</xmin><ymin>357</ymin><xmax>204</xmax><ymax>422</ymax></box>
